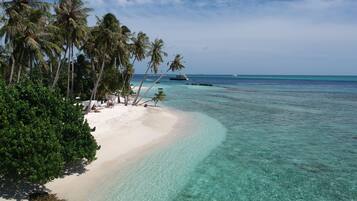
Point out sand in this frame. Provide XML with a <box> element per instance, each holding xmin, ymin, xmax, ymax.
<box><xmin>44</xmin><ymin>104</ymin><xmax>185</xmax><ymax>201</ymax></box>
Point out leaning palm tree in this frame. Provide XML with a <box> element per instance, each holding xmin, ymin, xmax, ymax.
<box><xmin>136</xmin><ymin>54</ymin><xmax>185</xmax><ymax>104</ymax></box>
<box><xmin>84</xmin><ymin>13</ymin><xmax>121</xmax><ymax>113</ymax></box>
<box><xmin>152</xmin><ymin>90</ymin><xmax>166</xmax><ymax>107</ymax></box>
<box><xmin>54</xmin><ymin>0</ymin><xmax>91</xmax><ymax>97</ymax></box>
<box><xmin>131</xmin><ymin>32</ymin><xmax>150</xmax><ymax>66</ymax></box>
<box><xmin>132</xmin><ymin>38</ymin><xmax>167</xmax><ymax>105</ymax></box>
<box><xmin>140</xmin><ymin>89</ymin><xmax>166</xmax><ymax>107</ymax></box>
<box><xmin>113</xmin><ymin>25</ymin><xmax>131</xmax><ymax>103</ymax></box>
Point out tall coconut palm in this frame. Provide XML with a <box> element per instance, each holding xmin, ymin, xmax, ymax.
<box><xmin>116</xmin><ymin>25</ymin><xmax>132</xmax><ymax>102</ymax></box>
<box><xmin>132</xmin><ymin>38</ymin><xmax>167</xmax><ymax>105</ymax></box>
<box><xmin>126</xmin><ymin>32</ymin><xmax>149</xmax><ymax>96</ymax></box>
<box><xmin>0</xmin><ymin>0</ymin><xmax>56</xmax><ymax>83</ymax></box>
<box><xmin>84</xmin><ymin>13</ymin><xmax>121</xmax><ymax>113</ymax></box>
<box><xmin>0</xmin><ymin>0</ymin><xmax>30</xmax><ymax>84</ymax></box>
<box><xmin>136</xmin><ymin>54</ymin><xmax>185</xmax><ymax>104</ymax></box>
<box><xmin>131</xmin><ymin>32</ymin><xmax>150</xmax><ymax>66</ymax></box>
<box><xmin>122</xmin><ymin>63</ymin><xmax>134</xmax><ymax>105</ymax></box>
<box><xmin>18</xmin><ymin>9</ymin><xmax>60</xmax><ymax>82</ymax></box>
<box><xmin>54</xmin><ymin>0</ymin><xmax>90</xmax><ymax>98</ymax></box>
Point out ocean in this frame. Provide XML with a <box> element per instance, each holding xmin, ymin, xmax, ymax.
<box><xmin>94</xmin><ymin>75</ymin><xmax>357</xmax><ymax>201</ymax></box>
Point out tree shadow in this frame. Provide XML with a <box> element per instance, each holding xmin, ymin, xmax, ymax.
<box><xmin>61</xmin><ymin>160</ymin><xmax>88</xmax><ymax>177</ymax></box>
<box><xmin>0</xmin><ymin>160</ymin><xmax>88</xmax><ymax>200</ymax></box>
<box><xmin>0</xmin><ymin>177</ymin><xmax>47</xmax><ymax>201</ymax></box>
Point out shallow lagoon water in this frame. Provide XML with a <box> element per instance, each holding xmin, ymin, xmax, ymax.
<box><xmin>98</xmin><ymin>75</ymin><xmax>357</xmax><ymax>201</ymax></box>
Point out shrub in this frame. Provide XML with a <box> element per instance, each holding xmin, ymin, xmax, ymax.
<box><xmin>0</xmin><ymin>80</ymin><xmax>99</xmax><ymax>184</ymax></box>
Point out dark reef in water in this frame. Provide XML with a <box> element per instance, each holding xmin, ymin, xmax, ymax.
<box><xmin>186</xmin><ymin>83</ymin><xmax>213</xmax><ymax>86</ymax></box>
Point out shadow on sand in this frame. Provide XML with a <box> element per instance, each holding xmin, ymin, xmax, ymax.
<box><xmin>0</xmin><ymin>161</ymin><xmax>88</xmax><ymax>201</ymax></box>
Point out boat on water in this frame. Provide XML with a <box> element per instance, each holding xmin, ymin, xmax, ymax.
<box><xmin>170</xmin><ymin>74</ymin><xmax>189</xmax><ymax>81</ymax></box>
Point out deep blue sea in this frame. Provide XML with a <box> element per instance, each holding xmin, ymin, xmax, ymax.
<box><xmin>97</xmin><ymin>75</ymin><xmax>357</xmax><ymax>201</ymax></box>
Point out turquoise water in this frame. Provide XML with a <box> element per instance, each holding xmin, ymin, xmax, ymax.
<box><xmin>93</xmin><ymin>113</ymin><xmax>226</xmax><ymax>201</ymax></box>
<box><xmin>101</xmin><ymin>75</ymin><xmax>357</xmax><ymax>201</ymax></box>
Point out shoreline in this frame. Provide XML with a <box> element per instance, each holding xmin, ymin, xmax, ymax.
<box><xmin>45</xmin><ymin>104</ymin><xmax>192</xmax><ymax>201</ymax></box>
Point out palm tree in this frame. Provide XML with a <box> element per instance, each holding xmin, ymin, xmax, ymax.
<box><xmin>0</xmin><ymin>0</ymin><xmax>57</xmax><ymax>83</ymax></box>
<box><xmin>0</xmin><ymin>0</ymin><xmax>31</xmax><ymax>84</ymax></box>
<box><xmin>136</xmin><ymin>54</ymin><xmax>185</xmax><ymax>104</ymax></box>
<box><xmin>121</xmin><ymin>63</ymin><xmax>134</xmax><ymax>105</ymax></box>
<box><xmin>152</xmin><ymin>90</ymin><xmax>166</xmax><ymax>107</ymax></box>
<box><xmin>84</xmin><ymin>13</ymin><xmax>121</xmax><ymax>113</ymax></box>
<box><xmin>113</xmin><ymin>25</ymin><xmax>131</xmax><ymax>103</ymax></box>
<box><xmin>54</xmin><ymin>0</ymin><xmax>90</xmax><ymax>98</ymax></box>
<box><xmin>132</xmin><ymin>38</ymin><xmax>167</xmax><ymax>105</ymax></box>
<box><xmin>131</xmin><ymin>32</ymin><xmax>150</xmax><ymax>65</ymax></box>
<box><xmin>19</xmin><ymin>9</ymin><xmax>60</xmax><ymax>82</ymax></box>
<box><xmin>50</xmin><ymin>17</ymin><xmax>67</xmax><ymax>88</ymax></box>
<box><xmin>140</xmin><ymin>89</ymin><xmax>166</xmax><ymax>107</ymax></box>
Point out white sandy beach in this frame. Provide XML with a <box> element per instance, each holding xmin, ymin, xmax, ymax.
<box><xmin>45</xmin><ymin>104</ymin><xmax>186</xmax><ymax>201</ymax></box>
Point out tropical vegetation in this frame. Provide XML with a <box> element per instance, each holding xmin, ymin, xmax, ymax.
<box><xmin>0</xmin><ymin>0</ymin><xmax>185</xmax><ymax>106</ymax></box>
<box><xmin>0</xmin><ymin>80</ymin><xmax>99</xmax><ymax>184</ymax></box>
<box><xmin>0</xmin><ymin>0</ymin><xmax>185</xmax><ymax>188</ymax></box>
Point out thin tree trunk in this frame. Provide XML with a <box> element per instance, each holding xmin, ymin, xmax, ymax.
<box><xmin>9</xmin><ymin>55</ymin><xmax>15</xmax><ymax>84</ymax></box>
<box><xmin>52</xmin><ymin>47</ymin><xmax>68</xmax><ymax>88</ymax></box>
<box><xmin>139</xmin><ymin>99</ymin><xmax>152</xmax><ymax>105</ymax></box>
<box><xmin>29</xmin><ymin>54</ymin><xmax>33</xmax><ymax>76</ymax></box>
<box><xmin>49</xmin><ymin>63</ymin><xmax>53</xmax><ymax>78</ymax></box>
<box><xmin>71</xmin><ymin>45</ymin><xmax>74</xmax><ymax>96</ymax></box>
<box><xmin>132</xmin><ymin>65</ymin><xmax>150</xmax><ymax>105</ymax></box>
<box><xmin>16</xmin><ymin>50</ymin><xmax>24</xmax><ymax>83</ymax></box>
<box><xmin>52</xmin><ymin>56</ymin><xmax>62</xmax><ymax>88</ymax></box>
<box><xmin>119</xmin><ymin>57</ymin><xmax>136</xmax><ymax>104</ymax></box>
<box><xmin>86</xmin><ymin>60</ymin><xmax>105</xmax><ymax>114</ymax></box>
<box><xmin>136</xmin><ymin>69</ymin><xmax>169</xmax><ymax>104</ymax></box>
<box><xmin>66</xmin><ymin>45</ymin><xmax>71</xmax><ymax>98</ymax></box>
<box><xmin>16</xmin><ymin>64</ymin><xmax>22</xmax><ymax>83</ymax></box>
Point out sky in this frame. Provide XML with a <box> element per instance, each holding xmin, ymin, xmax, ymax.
<box><xmin>85</xmin><ymin>0</ymin><xmax>357</xmax><ymax>75</ymax></box>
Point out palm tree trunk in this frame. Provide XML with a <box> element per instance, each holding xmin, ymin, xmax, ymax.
<box><xmin>135</xmin><ymin>69</ymin><xmax>169</xmax><ymax>104</ymax></box>
<box><xmin>16</xmin><ymin>51</ymin><xmax>24</xmax><ymax>83</ymax></box>
<box><xmin>49</xmin><ymin>63</ymin><xmax>53</xmax><ymax>78</ymax></box>
<box><xmin>86</xmin><ymin>60</ymin><xmax>105</xmax><ymax>114</ymax></box>
<box><xmin>66</xmin><ymin>45</ymin><xmax>71</xmax><ymax>98</ymax></box>
<box><xmin>17</xmin><ymin>64</ymin><xmax>22</xmax><ymax>83</ymax></box>
<box><xmin>120</xmin><ymin>57</ymin><xmax>136</xmax><ymax>104</ymax></box>
<box><xmin>132</xmin><ymin>65</ymin><xmax>150</xmax><ymax>105</ymax></box>
<box><xmin>52</xmin><ymin>47</ymin><xmax>68</xmax><ymax>88</ymax></box>
<box><xmin>138</xmin><ymin>99</ymin><xmax>152</xmax><ymax>105</ymax></box>
<box><xmin>71</xmin><ymin>45</ymin><xmax>75</xmax><ymax>96</ymax></box>
<box><xmin>9</xmin><ymin>55</ymin><xmax>15</xmax><ymax>84</ymax></box>
<box><xmin>52</xmin><ymin>56</ymin><xmax>62</xmax><ymax>88</ymax></box>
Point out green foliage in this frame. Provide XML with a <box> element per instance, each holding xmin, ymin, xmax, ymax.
<box><xmin>152</xmin><ymin>89</ymin><xmax>166</xmax><ymax>106</ymax></box>
<box><xmin>168</xmin><ymin>54</ymin><xmax>185</xmax><ymax>72</ymax></box>
<box><xmin>148</xmin><ymin>39</ymin><xmax>167</xmax><ymax>74</ymax></box>
<box><xmin>0</xmin><ymin>80</ymin><xmax>99</xmax><ymax>184</ymax></box>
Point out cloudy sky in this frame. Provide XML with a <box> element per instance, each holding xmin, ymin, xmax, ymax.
<box><xmin>86</xmin><ymin>0</ymin><xmax>357</xmax><ymax>75</ymax></box>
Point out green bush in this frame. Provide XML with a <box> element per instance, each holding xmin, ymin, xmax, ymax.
<box><xmin>0</xmin><ymin>80</ymin><xmax>99</xmax><ymax>184</ymax></box>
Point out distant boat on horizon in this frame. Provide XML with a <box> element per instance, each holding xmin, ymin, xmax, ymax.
<box><xmin>170</xmin><ymin>74</ymin><xmax>189</xmax><ymax>81</ymax></box>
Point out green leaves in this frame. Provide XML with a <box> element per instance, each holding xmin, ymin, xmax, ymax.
<box><xmin>0</xmin><ymin>80</ymin><xmax>98</xmax><ymax>184</ymax></box>
<box><xmin>148</xmin><ymin>39</ymin><xmax>167</xmax><ymax>74</ymax></box>
<box><xmin>168</xmin><ymin>54</ymin><xmax>185</xmax><ymax>72</ymax></box>
<box><xmin>152</xmin><ymin>89</ymin><xmax>166</xmax><ymax>107</ymax></box>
